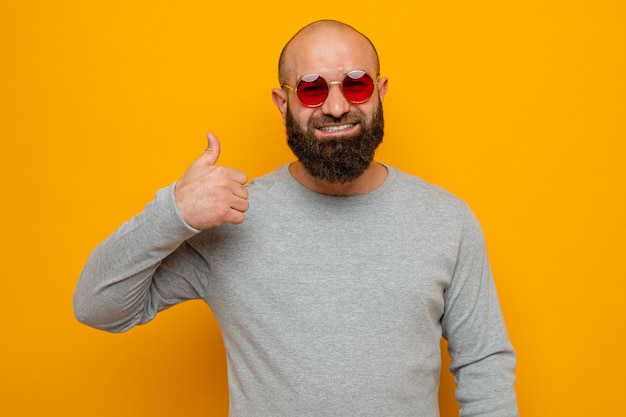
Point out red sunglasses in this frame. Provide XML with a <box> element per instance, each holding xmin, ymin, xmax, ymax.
<box><xmin>281</xmin><ymin>70</ymin><xmax>378</xmax><ymax>108</ymax></box>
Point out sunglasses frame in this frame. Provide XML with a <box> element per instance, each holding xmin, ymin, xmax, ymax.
<box><xmin>281</xmin><ymin>69</ymin><xmax>380</xmax><ymax>108</ymax></box>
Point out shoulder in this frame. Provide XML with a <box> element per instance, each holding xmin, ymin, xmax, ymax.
<box><xmin>384</xmin><ymin>165</ymin><xmax>469</xmax><ymax>214</ymax></box>
<box><xmin>247</xmin><ymin>164</ymin><xmax>293</xmax><ymax>192</ymax></box>
<box><xmin>244</xmin><ymin>164</ymin><xmax>308</xmax><ymax>212</ymax></box>
<box><xmin>385</xmin><ymin>165</ymin><xmax>487</xmax><ymax>250</ymax></box>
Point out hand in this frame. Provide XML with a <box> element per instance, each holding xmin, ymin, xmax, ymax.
<box><xmin>174</xmin><ymin>133</ymin><xmax>249</xmax><ymax>230</ymax></box>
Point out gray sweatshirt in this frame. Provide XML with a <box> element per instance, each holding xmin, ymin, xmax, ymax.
<box><xmin>74</xmin><ymin>164</ymin><xmax>518</xmax><ymax>417</ymax></box>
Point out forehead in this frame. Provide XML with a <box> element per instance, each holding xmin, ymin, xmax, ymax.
<box><xmin>284</xmin><ymin>28</ymin><xmax>377</xmax><ymax>80</ymax></box>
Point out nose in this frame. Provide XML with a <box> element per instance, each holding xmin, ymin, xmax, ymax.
<box><xmin>320</xmin><ymin>82</ymin><xmax>350</xmax><ymax>118</ymax></box>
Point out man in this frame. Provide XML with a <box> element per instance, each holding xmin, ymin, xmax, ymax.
<box><xmin>74</xmin><ymin>20</ymin><xmax>519</xmax><ymax>417</ymax></box>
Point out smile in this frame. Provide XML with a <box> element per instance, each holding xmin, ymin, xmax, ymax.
<box><xmin>318</xmin><ymin>123</ymin><xmax>356</xmax><ymax>133</ymax></box>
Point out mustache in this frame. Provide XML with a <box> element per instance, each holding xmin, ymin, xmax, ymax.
<box><xmin>309</xmin><ymin>111</ymin><xmax>365</xmax><ymax>127</ymax></box>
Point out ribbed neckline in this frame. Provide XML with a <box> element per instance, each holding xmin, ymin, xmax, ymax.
<box><xmin>280</xmin><ymin>162</ymin><xmax>396</xmax><ymax>204</ymax></box>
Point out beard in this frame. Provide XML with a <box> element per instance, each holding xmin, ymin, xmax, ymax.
<box><xmin>285</xmin><ymin>102</ymin><xmax>384</xmax><ymax>184</ymax></box>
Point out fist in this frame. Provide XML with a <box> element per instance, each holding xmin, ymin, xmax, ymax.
<box><xmin>174</xmin><ymin>133</ymin><xmax>249</xmax><ymax>230</ymax></box>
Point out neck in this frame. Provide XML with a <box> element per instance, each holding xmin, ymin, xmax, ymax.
<box><xmin>289</xmin><ymin>161</ymin><xmax>388</xmax><ymax>196</ymax></box>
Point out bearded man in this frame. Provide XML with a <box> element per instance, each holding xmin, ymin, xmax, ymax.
<box><xmin>74</xmin><ymin>20</ymin><xmax>519</xmax><ymax>417</ymax></box>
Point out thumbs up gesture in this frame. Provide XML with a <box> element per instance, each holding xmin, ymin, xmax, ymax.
<box><xmin>174</xmin><ymin>133</ymin><xmax>249</xmax><ymax>230</ymax></box>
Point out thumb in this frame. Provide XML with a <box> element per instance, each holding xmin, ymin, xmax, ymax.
<box><xmin>202</xmin><ymin>132</ymin><xmax>221</xmax><ymax>166</ymax></box>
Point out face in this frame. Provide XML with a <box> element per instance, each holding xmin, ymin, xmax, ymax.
<box><xmin>272</xmin><ymin>25</ymin><xmax>389</xmax><ymax>184</ymax></box>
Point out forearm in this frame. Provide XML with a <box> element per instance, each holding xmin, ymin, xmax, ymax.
<box><xmin>452</xmin><ymin>342</ymin><xmax>518</xmax><ymax>417</ymax></box>
<box><xmin>443</xmin><ymin>205</ymin><xmax>519</xmax><ymax>416</ymax></box>
<box><xmin>73</xmin><ymin>184</ymin><xmax>199</xmax><ymax>332</ymax></box>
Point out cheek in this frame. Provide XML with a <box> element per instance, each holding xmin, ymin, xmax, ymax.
<box><xmin>360</xmin><ymin>101</ymin><xmax>380</xmax><ymax>121</ymax></box>
<box><xmin>288</xmin><ymin>103</ymin><xmax>316</xmax><ymax>128</ymax></box>
<box><xmin>364</xmin><ymin>95</ymin><xmax>381</xmax><ymax>112</ymax></box>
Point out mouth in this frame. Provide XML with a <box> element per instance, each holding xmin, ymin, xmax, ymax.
<box><xmin>317</xmin><ymin>123</ymin><xmax>358</xmax><ymax>134</ymax></box>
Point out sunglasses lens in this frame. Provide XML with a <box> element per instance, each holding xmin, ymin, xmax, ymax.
<box><xmin>296</xmin><ymin>74</ymin><xmax>329</xmax><ymax>107</ymax></box>
<box><xmin>293</xmin><ymin>71</ymin><xmax>376</xmax><ymax>107</ymax></box>
<box><xmin>342</xmin><ymin>71</ymin><xmax>375</xmax><ymax>104</ymax></box>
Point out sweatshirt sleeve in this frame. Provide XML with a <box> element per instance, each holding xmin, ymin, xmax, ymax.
<box><xmin>73</xmin><ymin>183</ymin><xmax>208</xmax><ymax>333</ymax></box>
<box><xmin>442</xmin><ymin>205</ymin><xmax>519</xmax><ymax>417</ymax></box>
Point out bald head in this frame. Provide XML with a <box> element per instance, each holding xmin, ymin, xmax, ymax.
<box><xmin>278</xmin><ymin>20</ymin><xmax>380</xmax><ymax>85</ymax></box>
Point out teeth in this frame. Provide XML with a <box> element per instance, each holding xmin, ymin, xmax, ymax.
<box><xmin>319</xmin><ymin>124</ymin><xmax>354</xmax><ymax>132</ymax></box>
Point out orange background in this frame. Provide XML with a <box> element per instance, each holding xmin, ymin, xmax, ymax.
<box><xmin>1</xmin><ymin>1</ymin><xmax>625</xmax><ymax>416</ymax></box>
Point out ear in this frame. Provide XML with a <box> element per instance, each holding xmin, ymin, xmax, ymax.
<box><xmin>272</xmin><ymin>88</ymin><xmax>289</xmax><ymax>124</ymax></box>
<box><xmin>376</xmin><ymin>76</ymin><xmax>389</xmax><ymax>102</ymax></box>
